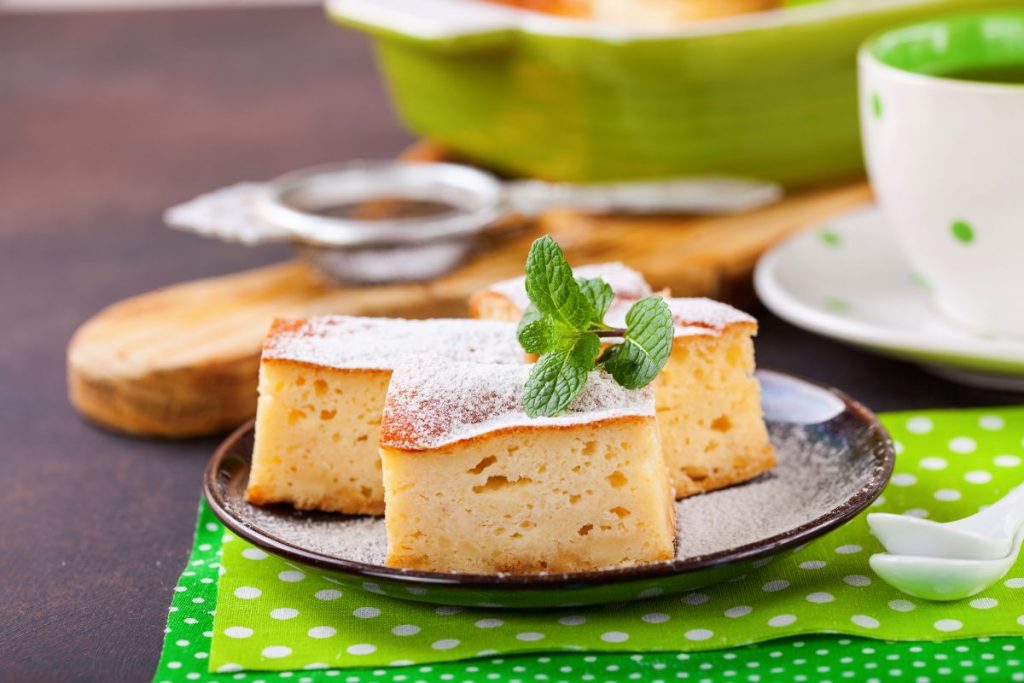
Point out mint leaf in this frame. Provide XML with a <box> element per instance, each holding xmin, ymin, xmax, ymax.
<box><xmin>602</xmin><ymin>296</ymin><xmax>673</xmax><ymax>390</ymax></box>
<box><xmin>524</xmin><ymin>236</ymin><xmax>594</xmax><ymax>329</ymax></box>
<box><xmin>576</xmin><ymin>277</ymin><xmax>614</xmax><ymax>322</ymax></box>
<box><xmin>517</xmin><ymin>305</ymin><xmax>557</xmax><ymax>355</ymax></box>
<box><xmin>522</xmin><ymin>332</ymin><xmax>601</xmax><ymax>417</ymax></box>
<box><xmin>516</xmin><ymin>235</ymin><xmax>674</xmax><ymax>417</ymax></box>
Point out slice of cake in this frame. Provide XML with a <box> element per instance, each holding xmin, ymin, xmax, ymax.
<box><xmin>470</xmin><ymin>267</ymin><xmax>774</xmax><ymax>499</ymax></box>
<box><xmin>245</xmin><ymin>316</ymin><xmax>522</xmax><ymax>515</ymax></box>
<box><xmin>468</xmin><ymin>261</ymin><xmax>652</xmax><ymax>322</ymax></box>
<box><xmin>634</xmin><ymin>298</ymin><xmax>775</xmax><ymax>499</ymax></box>
<box><xmin>379</xmin><ymin>362</ymin><xmax>676</xmax><ymax>573</ymax></box>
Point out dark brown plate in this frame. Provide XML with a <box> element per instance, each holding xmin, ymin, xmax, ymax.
<box><xmin>204</xmin><ymin>369</ymin><xmax>893</xmax><ymax>608</ymax></box>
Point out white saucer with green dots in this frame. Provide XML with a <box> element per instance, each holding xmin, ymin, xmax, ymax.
<box><xmin>754</xmin><ymin>204</ymin><xmax>1024</xmax><ymax>391</ymax></box>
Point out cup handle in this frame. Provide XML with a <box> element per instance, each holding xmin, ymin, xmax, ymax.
<box><xmin>326</xmin><ymin>0</ymin><xmax>522</xmax><ymax>51</ymax></box>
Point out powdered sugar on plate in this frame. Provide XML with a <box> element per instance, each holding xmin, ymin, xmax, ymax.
<box><xmin>263</xmin><ymin>316</ymin><xmax>523</xmax><ymax>371</ymax></box>
<box><xmin>227</xmin><ymin>502</ymin><xmax>389</xmax><ymax>566</ymax></box>
<box><xmin>380</xmin><ymin>362</ymin><xmax>655</xmax><ymax>451</ymax></box>
<box><xmin>224</xmin><ymin>420</ymin><xmax>870</xmax><ymax>567</ymax></box>
<box><xmin>674</xmin><ymin>423</ymin><xmax>853</xmax><ymax>558</ymax></box>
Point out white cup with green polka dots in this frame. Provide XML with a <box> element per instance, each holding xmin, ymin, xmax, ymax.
<box><xmin>860</xmin><ymin>11</ymin><xmax>1024</xmax><ymax>338</ymax></box>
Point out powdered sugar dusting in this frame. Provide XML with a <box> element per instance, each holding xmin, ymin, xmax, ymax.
<box><xmin>675</xmin><ymin>423</ymin><xmax>853</xmax><ymax>557</ymax></box>
<box><xmin>263</xmin><ymin>316</ymin><xmax>522</xmax><ymax>371</ymax></box>
<box><xmin>486</xmin><ymin>262</ymin><xmax>653</xmax><ymax>312</ymax></box>
<box><xmin>479</xmin><ymin>262</ymin><xmax>754</xmax><ymax>339</ymax></box>
<box><xmin>666</xmin><ymin>297</ymin><xmax>756</xmax><ymax>331</ymax></box>
<box><xmin>605</xmin><ymin>296</ymin><xmax>757</xmax><ymax>339</ymax></box>
<box><xmin>380</xmin><ymin>362</ymin><xmax>655</xmax><ymax>451</ymax></box>
<box><xmin>227</xmin><ymin>420</ymin><xmax>871</xmax><ymax>568</ymax></box>
<box><xmin>226</xmin><ymin>499</ymin><xmax>389</xmax><ymax>565</ymax></box>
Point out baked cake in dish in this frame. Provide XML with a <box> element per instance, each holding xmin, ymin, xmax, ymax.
<box><xmin>491</xmin><ymin>0</ymin><xmax>779</xmax><ymax>23</ymax></box>
<box><xmin>589</xmin><ymin>0</ymin><xmax>780</xmax><ymax>25</ymax></box>
<box><xmin>468</xmin><ymin>262</ymin><xmax>652</xmax><ymax>323</ymax></box>
<box><xmin>245</xmin><ymin>316</ymin><xmax>521</xmax><ymax>515</ymax></box>
<box><xmin>379</xmin><ymin>361</ymin><xmax>676</xmax><ymax>573</ymax></box>
<box><xmin>470</xmin><ymin>268</ymin><xmax>774</xmax><ymax>499</ymax></box>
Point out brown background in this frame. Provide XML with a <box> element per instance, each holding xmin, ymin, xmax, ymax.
<box><xmin>1</xmin><ymin>8</ymin><xmax>1017</xmax><ymax>682</ymax></box>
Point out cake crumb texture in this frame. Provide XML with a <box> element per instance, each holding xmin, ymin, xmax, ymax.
<box><xmin>656</xmin><ymin>322</ymin><xmax>775</xmax><ymax>498</ymax></box>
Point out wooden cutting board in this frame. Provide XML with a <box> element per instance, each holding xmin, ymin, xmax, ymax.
<box><xmin>67</xmin><ymin>145</ymin><xmax>872</xmax><ymax>438</ymax></box>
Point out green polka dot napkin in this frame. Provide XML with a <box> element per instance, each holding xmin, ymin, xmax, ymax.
<box><xmin>154</xmin><ymin>407</ymin><xmax>1024</xmax><ymax>681</ymax></box>
<box><xmin>154</xmin><ymin>503</ymin><xmax>1024</xmax><ymax>683</ymax></box>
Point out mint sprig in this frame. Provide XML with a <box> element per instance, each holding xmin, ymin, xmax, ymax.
<box><xmin>519</xmin><ymin>236</ymin><xmax>674</xmax><ymax>417</ymax></box>
<box><xmin>524</xmin><ymin>236</ymin><xmax>595</xmax><ymax>329</ymax></box>
<box><xmin>600</xmin><ymin>296</ymin><xmax>674</xmax><ymax>389</ymax></box>
<box><xmin>516</xmin><ymin>305</ymin><xmax>554</xmax><ymax>355</ymax></box>
<box><xmin>576</xmin><ymin>277</ymin><xmax>614</xmax><ymax>321</ymax></box>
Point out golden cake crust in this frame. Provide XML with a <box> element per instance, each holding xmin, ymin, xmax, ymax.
<box><xmin>381</xmin><ymin>413</ymin><xmax>654</xmax><ymax>455</ymax></box>
<box><xmin>261</xmin><ymin>315</ymin><xmax>523</xmax><ymax>370</ymax></box>
<box><xmin>379</xmin><ymin>361</ymin><xmax>655</xmax><ymax>452</ymax></box>
<box><xmin>467</xmin><ymin>289</ymin><xmax>523</xmax><ymax>323</ymax></box>
<box><xmin>259</xmin><ymin>356</ymin><xmax>391</xmax><ymax>376</ymax></box>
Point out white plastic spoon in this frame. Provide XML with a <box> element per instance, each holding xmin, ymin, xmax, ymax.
<box><xmin>867</xmin><ymin>483</ymin><xmax>1024</xmax><ymax>561</ymax></box>
<box><xmin>869</xmin><ymin>525</ymin><xmax>1024</xmax><ymax>601</ymax></box>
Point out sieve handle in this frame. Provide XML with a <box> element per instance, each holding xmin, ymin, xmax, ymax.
<box><xmin>164</xmin><ymin>183</ymin><xmax>291</xmax><ymax>246</ymax></box>
<box><xmin>502</xmin><ymin>177</ymin><xmax>784</xmax><ymax>217</ymax></box>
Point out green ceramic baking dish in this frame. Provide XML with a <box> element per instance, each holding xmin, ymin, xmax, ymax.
<box><xmin>329</xmin><ymin>0</ymin><xmax>1023</xmax><ymax>187</ymax></box>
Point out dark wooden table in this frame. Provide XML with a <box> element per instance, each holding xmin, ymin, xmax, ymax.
<box><xmin>1</xmin><ymin>7</ymin><xmax>1019</xmax><ymax>682</ymax></box>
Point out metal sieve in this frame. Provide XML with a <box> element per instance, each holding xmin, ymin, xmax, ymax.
<box><xmin>165</xmin><ymin>160</ymin><xmax>782</xmax><ymax>284</ymax></box>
